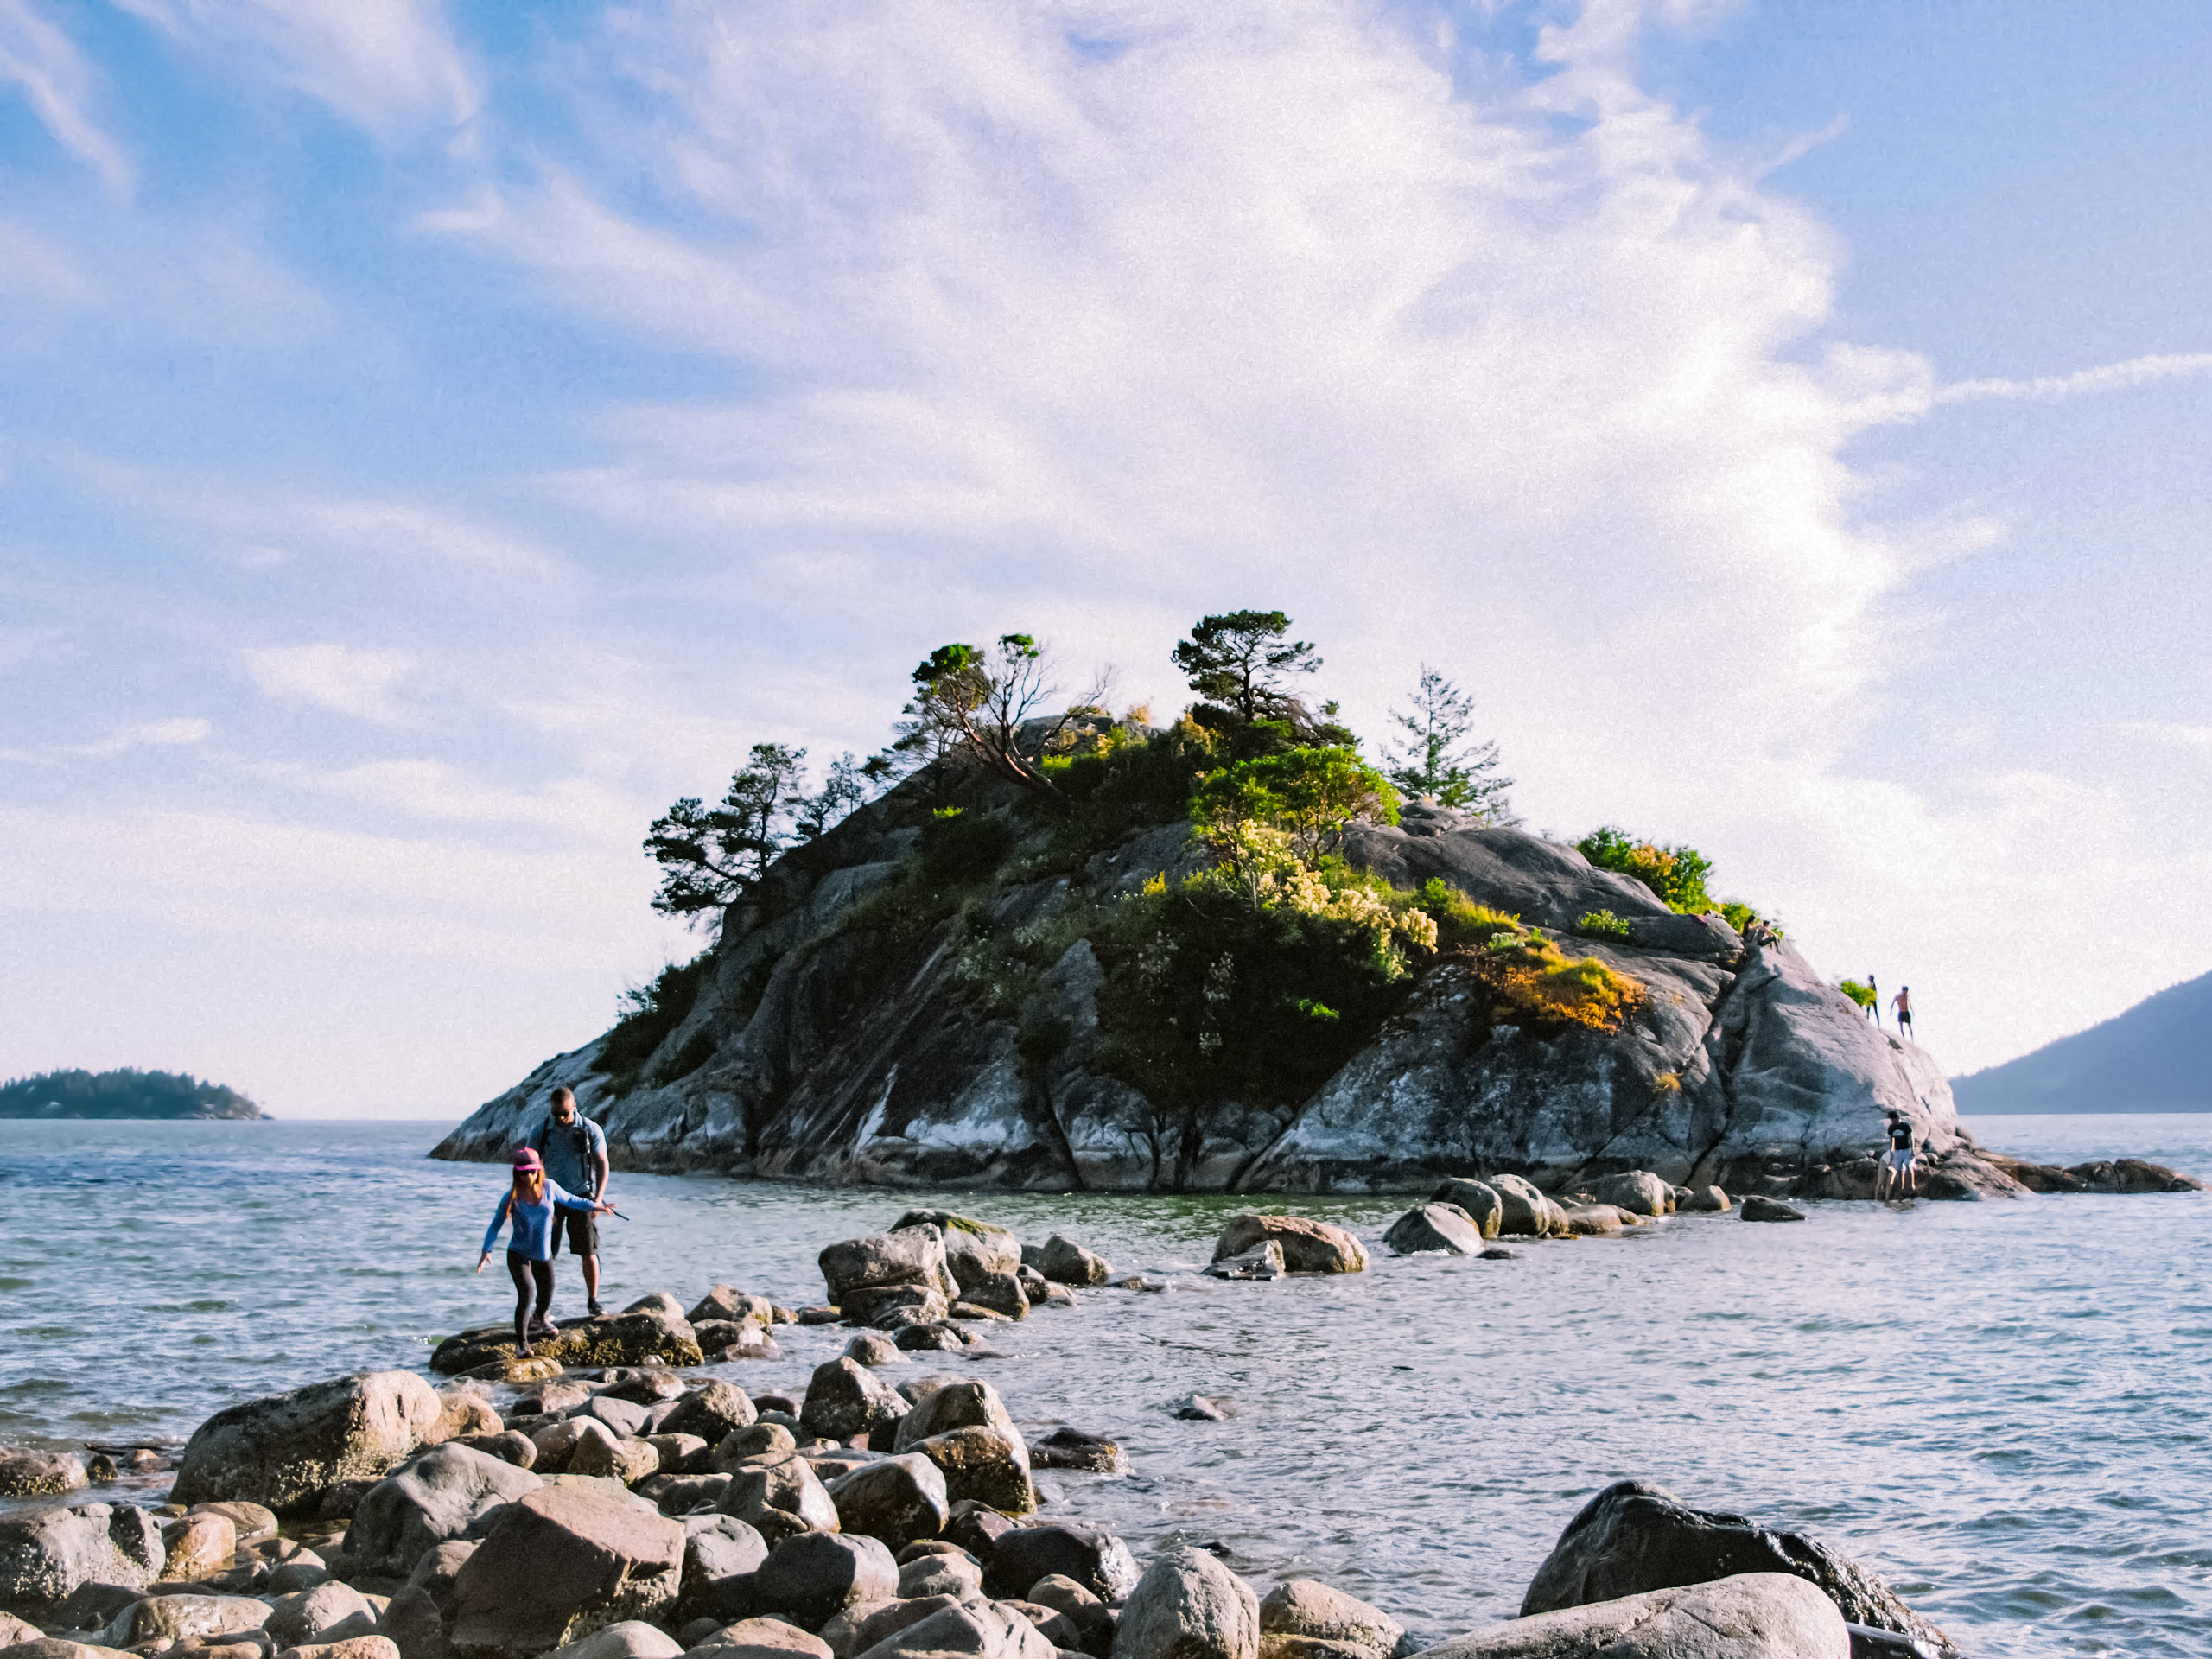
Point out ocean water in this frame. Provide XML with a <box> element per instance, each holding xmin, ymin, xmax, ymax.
<box><xmin>3</xmin><ymin>1114</ymin><xmax>2209</xmax><ymax>1656</ymax></box>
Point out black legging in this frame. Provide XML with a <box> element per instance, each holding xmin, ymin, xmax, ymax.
<box><xmin>507</xmin><ymin>1250</ymin><xmax>554</xmax><ymax>1349</ymax></box>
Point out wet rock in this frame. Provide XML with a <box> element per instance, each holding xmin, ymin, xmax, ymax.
<box><xmin>888</xmin><ymin>1214</ymin><xmax>1021</xmax><ymax>1294</ymax></box>
<box><xmin>1481</xmin><ymin>1176</ymin><xmax>1554</xmax><ymax>1238</ymax></box>
<box><xmin>431</xmin><ymin>1309</ymin><xmax>704</xmax><ymax>1378</ymax></box>
<box><xmin>690</xmin><ymin>1617</ymin><xmax>836</xmax><ymax>1659</ymax></box>
<box><xmin>893</xmin><ymin>1325</ymin><xmax>971</xmax><ymax>1355</ymax></box>
<box><xmin>1039</xmin><ymin>1237</ymin><xmax>1112</xmax><ymax>1287</ymax></box>
<box><xmin>1256</xmin><ymin>1581</ymin><xmax>1401</xmax><ymax>1659</ymax></box>
<box><xmin>2066</xmin><ymin>1158</ymin><xmax>2204</xmax><ymax>1194</ymax></box>
<box><xmin>1574</xmin><ymin>1172</ymin><xmax>1675</xmax><ymax>1217</ymax></box>
<box><xmin>825</xmin><ymin>1457</ymin><xmax>950</xmax><ymax>1548</ymax></box>
<box><xmin>1205</xmin><ymin>1245</ymin><xmax>1284</xmax><ymax>1282</ymax></box>
<box><xmin>1419</xmin><ymin>1572</ymin><xmax>1847</xmax><ymax>1658</ymax></box>
<box><xmin>0</xmin><ymin>1503</ymin><xmax>167</xmax><ymax>1600</ymax></box>
<box><xmin>1211</xmin><ymin>1218</ymin><xmax>1367</xmax><ymax>1275</ymax></box>
<box><xmin>1382</xmin><ymin>1205</ymin><xmax>1484</xmax><ymax>1256</ymax></box>
<box><xmin>1109</xmin><ymin>1544</ymin><xmax>1256</xmax><ymax>1659</ymax></box>
<box><xmin>958</xmin><ymin>1274</ymin><xmax>1029</xmax><ymax>1321</ymax></box>
<box><xmin>982</xmin><ymin>1526</ymin><xmax>1138</xmax><ymax>1605</ymax></box>
<box><xmin>156</xmin><ymin>1511</ymin><xmax>238</xmax><ymax>1582</ymax></box>
<box><xmin>446</xmin><ymin>1484</ymin><xmax>685</xmax><ymax>1659</ymax></box>
<box><xmin>1478</xmin><ymin>1248</ymin><xmax>1517</xmax><ymax>1261</ymax></box>
<box><xmin>820</xmin><ymin>1229</ymin><xmax>962</xmax><ymax>1307</ymax></box>
<box><xmin>802</xmin><ymin>1362</ymin><xmax>912</xmax><ymax>1446</ymax></box>
<box><xmin>1026</xmin><ymin>1430</ymin><xmax>1128</xmax><ymax>1476</ymax></box>
<box><xmin>850</xmin><ymin>1599</ymin><xmax>1055</xmax><ymax>1659</ymax></box>
<box><xmin>943</xmin><ymin>1507</ymin><xmax>1017</xmax><ymax>1562</ymax></box>
<box><xmin>891</xmin><ymin>1383</ymin><xmax>1022</xmax><ymax>1459</ymax></box>
<box><xmin>690</xmin><ymin>1287</ymin><xmax>780</xmax><ymax>1329</ymax></box>
<box><xmin>1738</xmin><ymin>1197</ymin><xmax>1805</xmax><ymax>1224</ymax></box>
<box><xmin>267</xmin><ymin>1582</ymin><xmax>374</xmax><ymax>1648</ymax></box>
<box><xmin>753</xmin><ymin>1532</ymin><xmax>899</xmax><ymax>1631</ymax></box>
<box><xmin>173</xmin><ymin>1372</ymin><xmax>443</xmax><ymax>1516</ymax></box>
<box><xmin>542</xmin><ymin>1620</ymin><xmax>685</xmax><ymax>1659</ymax></box>
<box><xmin>132</xmin><ymin>1594</ymin><xmax>273</xmax><ymax>1644</ymax></box>
<box><xmin>844</xmin><ymin>1336</ymin><xmax>909</xmax><ymax>1369</ymax></box>
<box><xmin>1427</xmin><ymin>1181</ymin><xmax>1503</xmax><ymax>1237</ymax></box>
<box><xmin>1679</xmin><ymin>1186</ymin><xmax>1731</xmax><ymax>1213</ymax></box>
<box><xmin>1172</xmin><ymin>1397</ymin><xmax>1228</xmax><ymax>1422</ymax></box>
<box><xmin>842</xmin><ymin>1288</ymin><xmax>953</xmax><ymax>1330</ymax></box>
<box><xmin>346</xmin><ymin>1443</ymin><xmax>543</xmax><ymax>1579</ymax></box>
<box><xmin>1520</xmin><ymin>1481</ymin><xmax>1948</xmax><ymax>1654</ymax></box>
<box><xmin>716</xmin><ymin>1453</ymin><xmax>842</xmax><ymax>1540</ymax></box>
<box><xmin>1558</xmin><ymin>1207</ymin><xmax>1623</xmax><ymax>1237</ymax></box>
<box><xmin>662</xmin><ymin>1384</ymin><xmax>760</xmax><ymax>1446</ymax></box>
<box><xmin>908</xmin><ymin>1429</ymin><xmax>1035</xmax><ymax>1516</ymax></box>
<box><xmin>0</xmin><ymin>1452</ymin><xmax>88</xmax><ymax>1499</ymax></box>
<box><xmin>895</xmin><ymin>1553</ymin><xmax>980</xmax><ymax>1600</ymax></box>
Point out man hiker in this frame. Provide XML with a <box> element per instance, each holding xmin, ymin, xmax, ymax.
<box><xmin>1877</xmin><ymin>1110</ymin><xmax>1918</xmax><ymax>1198</ymax></box>
<box><xmin>527</xmin><ymin>1086</ymin><xmax>611</xmax><ymax>1315</ymax></box>
<box><xmin>1891</xmin><ymin>984</ymin><xmax>1914</xmax><ymax>1039</ymax></box>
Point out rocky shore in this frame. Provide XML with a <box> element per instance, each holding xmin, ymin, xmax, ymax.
<box><xmin>3</xmin><ymin>1208</ymin><xmax>1982</xmax><ymax>1659</ymax></box>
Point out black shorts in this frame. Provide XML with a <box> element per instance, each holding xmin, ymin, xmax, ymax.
<box><xmin>558</xmin><ymin>1209</ymin><xmax>599</xmax><ymax>1257</ymax></box>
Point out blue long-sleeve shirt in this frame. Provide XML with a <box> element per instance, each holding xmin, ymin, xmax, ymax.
<box><xmin>484</xmin><ymin>1179</ymin><xmax>597</xmax><ymax>1262</ymax></box>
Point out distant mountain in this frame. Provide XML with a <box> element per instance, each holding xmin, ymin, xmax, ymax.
<box><xmin>1952</xmin><ymin>971</ymin><xmax>2212</xmax><ymax>1113</ymax></box>
<box><xmin>0</xmin><ymin>1067</ymin><xmax>269</xmax><ymax>1120</ymax></box>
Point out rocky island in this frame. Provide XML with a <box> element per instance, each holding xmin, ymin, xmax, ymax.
<box><xmin>0</xmin><ymin>1070</ymin><xmax>268</xmax><ymax>1122</ymax></box>
<box><xmin>435</xmin><ymin>615</ymin><xmax>2191</xmax><ymax>1205</ymax></box>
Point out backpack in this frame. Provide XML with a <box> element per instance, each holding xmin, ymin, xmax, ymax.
<box><xmin>532</xmin><ymin>1114</ymin><xmax>599</xmax><ymax>1198</ymax></box>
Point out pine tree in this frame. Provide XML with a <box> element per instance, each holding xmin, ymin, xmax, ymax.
<box><xmin>1383</xmin><ymin>666</ymin><xmax>1516</xmax><ymax>823</ymax></box>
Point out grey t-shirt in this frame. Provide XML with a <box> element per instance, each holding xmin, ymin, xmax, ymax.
<box><xmin>529</xmin><ymin>1111</ymin><xmax>607</xmax><ymax>1198</ymax></box>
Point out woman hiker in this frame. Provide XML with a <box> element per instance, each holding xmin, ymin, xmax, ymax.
<box><xmin>476</xmin><ymin>1146</ymin><xmax>613</xmax><ymax>1356</ymax></box>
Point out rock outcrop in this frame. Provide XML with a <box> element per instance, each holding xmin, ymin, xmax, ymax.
<box><xmin>432</xmin><ymin>785</ymin><xmax>2012</xmax><ymax>1198</ymax></box>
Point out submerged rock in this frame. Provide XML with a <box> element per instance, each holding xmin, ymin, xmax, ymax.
<box><xmin>1211</xmin><ymin>1217</ymin><xmax>1367</xmax><ymax>1274</ymax></box>
<box><xmin>1205</xmin><ymin>1243</ymin><xmax>1286</xmax><ymax>1281</ymax></box>
<box><xmin>1382</xmin><ymin>1205</ymin><xmax>1485</xmax><ymax>1256</ymax></box>
<box><xmin>1738</xmin><ymin>1197</ymin><xmax>1806</xmax><ymax>1224</ymax></box>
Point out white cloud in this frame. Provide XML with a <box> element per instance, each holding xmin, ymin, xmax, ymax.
<box><xmin>302</xmin><ymin>758</ymin><xmax>639</xmax><ymax>839</ymax></box>
<box><xmin>242</xmin><ymin>643</ymin><xmax>415</xmax><ymax>723</ymax></box>
<box><xmin>1938</xmin><ymin>351</ymin><xmax>2212</xmax><ymax>404</ymax></box>
<box><xmin>74</xmin><ymin>716</ymin><xmax>212</xmax><ymax>756</ymax></box>
<box><xmin>0</xmin><ymin>0</ymin><xmax>130</xmax><ymax>188</ymax></box>
<box><xmin>110</xmin><ymin>0</ymin><xmax>474</xmax><ymax>134</ymax></box>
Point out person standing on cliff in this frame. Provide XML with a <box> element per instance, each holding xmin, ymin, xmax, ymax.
<box><xmin>527</xmin><ymin>1087</ymin><xmax>611</xmax><ymax>1316</ymax></box>
<box><xmin>1878</xmin><ymin>1110</ymin><xmax>1918</xmax><ymax>1198</ymax></box>
<box><xmin>1892</xmin><ymin>985</ymin><xmax>1915</xmax><ymax>1039</ymax></box>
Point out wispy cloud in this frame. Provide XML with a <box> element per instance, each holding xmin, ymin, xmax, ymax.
<box><xmin>299</xmin><ymin>758</ymin><xmax>639</xmax><ymax>839</ymax></box>
<box><xmin>1938</xmin><ymin>352</ymin><xmax>2212</xmax><ymax>404</ymax></box>
<box><xmin>241</xmin><ymin>644</ymin><xmax>415</xmax><ymax>723</ymax></box>
<box><xmin>2120</xmin><ymin>720</ymin><xmax>2212</xmax><ymax>752</ymax></box>
<box><xmin>0</xmin><ymin>0</ymin><xmax>130</xmax><ymax>188</ymax></box>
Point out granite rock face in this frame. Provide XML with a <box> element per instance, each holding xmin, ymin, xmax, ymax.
<box><xmin>434</xmin><ymin>790</ymin><xmax>1991</xmax><ymax>1198</ymax></box>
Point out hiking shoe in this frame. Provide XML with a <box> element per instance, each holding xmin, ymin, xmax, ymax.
<box><xmin>587</xmin><ymin>1300</ymin><xmax>605</xmax><ymax>1317</ymax></box>
<box><xmin>529</xmin><ymin>1319</ymin><xmax>558</xmax><ymax>1338</ymax></box>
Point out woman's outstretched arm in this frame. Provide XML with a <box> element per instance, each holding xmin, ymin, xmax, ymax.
<box><xmin>479</xmin><ymin>1190</ymin><xmax>513</xmax><ymax>1268</ymax></box>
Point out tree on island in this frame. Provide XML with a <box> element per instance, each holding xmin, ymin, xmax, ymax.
<box><xmin>645</xmin><ymin>742</ymin><xmax>880</xmax><ymax>921</ymax></box>
<box><xmin>0</xmin><ymin>1068</ymin><xmax>266</xmax><ymax>1119</ymax></box>
<box><xmin>887</xmin><ymin>634</ymin><xmax>1109</xmax><ymax>806</ymax></box>
<box><xmin>1172</xmin><ymin>609</ymin><xmax>1319</xmax><ymax>727</ymax></box>
<box><xmin>1382</xmin><ymin>664</ymin><xmax>1517</xmax><ymax>824</ymax></box>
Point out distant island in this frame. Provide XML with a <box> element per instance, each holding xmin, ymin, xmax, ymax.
<box><xmin>1954</xmin><ymin>969</ymin><xmax>2211</xmax><ymax>1114</ymax></box>
<box><xmin>0</xmin><ymin>1067</ymin><xmax>270</xmax><ymax>1120</ymax></box>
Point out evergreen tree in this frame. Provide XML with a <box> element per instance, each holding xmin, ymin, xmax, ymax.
<box><xmin>1171</xmin><ymin>611</ymin><xmax>1320</xmax><ymax>725</ymax></box>
<box><xmin>1383</xmin><ymin>665</ymin><xmax>1516</xmax><ymax>823</ymax></box>
<box><xmin>645</xmin><ymin>741</ymin><xmax>810</xmax><ymax>918</ymax></box>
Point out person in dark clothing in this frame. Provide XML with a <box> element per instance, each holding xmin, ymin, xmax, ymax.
<box><xmin>476</xmin><ymin>1146</ymin><xmax>610</xmax><ymax>1355</ymax></box>
<box><xmin>1877</xmin><ymin>1110</ymin><xmax>1918</xmax><ymax>1199</ymax></box>
<box><xmin>526</xmin><ymin>1086</ymin><xmax>612</xmax><ymax>1315</ymax></box>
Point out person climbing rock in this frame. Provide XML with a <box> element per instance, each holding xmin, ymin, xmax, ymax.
<box><xmin>1891</xmin><ymin>985</ymin><xmax>1914</xmax><ymax>1039</ymax></box>
<box><xmin>1877</xmin><ymin>1111</ymin><xmax>1918</xmax><ymax>1199</ymax></box>
<box><xmin>475</xmin><ymin>1146</ymin><xmax>611</xmax><ymax>1354</ymax></box>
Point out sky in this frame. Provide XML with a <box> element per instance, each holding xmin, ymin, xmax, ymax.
<box><xmin>3</xmin><ymin>0</ymin><xmax>2208</xmax><ymax>1117</ymax></box>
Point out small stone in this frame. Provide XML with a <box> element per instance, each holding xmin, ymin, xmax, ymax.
<box><xmin>1739</xmin><ymin>1196</ymin><xmax>1807</xmax><ymax>1223</ymax></box>
<box><xmin>842</xmin><ymin>1335</ymin><xmax>907</xmax><ymax>1369</ymax></box>
<box><xmin>1204</xmin><ymin>1244</ymin><xmax>1284</xmax><ymax>1282</ymax></box>
<box><xmin>1478</xmin><ymin>1248</ymin><xmax>1519</xmax><ymax>1261</ymax></box>
<box><xmin>1026</xmin><ymin>1429</ymin><xmax>1128</xmax><ymax>1476</ymax></box>
<box><xmin>1172</xmin><ymin>1397</ymin><xmax>1229</xmax><ymax>1421</ymax></box>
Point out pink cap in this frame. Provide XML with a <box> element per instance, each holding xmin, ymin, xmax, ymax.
<box><xmin>511</xmin><ymin>1147</ymin><xmax>543</xmax><ymax>1173</ymax></box>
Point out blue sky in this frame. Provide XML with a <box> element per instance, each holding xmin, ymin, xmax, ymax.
<box><xmin>3</xmin><ymin>0</ymin><xmax>2208</xmax><ymax>1116</ymax></box>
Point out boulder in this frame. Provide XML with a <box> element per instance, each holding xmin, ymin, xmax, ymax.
<box><xmin>570</xmin><ymin>1434</ymin><xmax>661</xmax><ymax>1487</ymax></box>
<box><xmin>680</xmin><ymin>1514</ymin><xmax>770</xmax><ymax>1617</ymax></box>
<box><xmin>820</xmin><ymin>1230</ymin><xmax>961</xmax><ymax>1305</ymax></box>
<box><xmin>538</xmin><ymin>1418</ymin><xmax>626</xmax><ymax>1477</ymax></box>
<box><xmin>717</xmin><ymin>1453</ymin><xmax>842</xmax><ymax>1539</ymax></box>
<box><xmin>156</xmin><ymin>1511</ymin><xmax>237</xmax><ymax>1581</ymax></box>
<box><xmin>1521</xmin><ymin>1482</ymin><xmax>1948</xmax><ymax>1653</ymax></box>
<box><xmin>1680</xmin><ymin>1186</ymin><xmax>1731</xmax><ymax>1213</ymax></box>
<box><xmin>279</xmin><ymin>1641</ymin><xmax>404</xmax><ymax>1659</ymax></box>
<box><xmin>650</xmin><ymin>1434</ymin><xmax>710</xmax><ymax>1474</ymax></box>
<box><xmin>1211</xmin><ymin>1217</ymin><xmax>1366</xmax><ymax>1275</ymax></box>
<box><xmin>378</xmin><ymin>1583</ymin><xmax>449</xmax><ymax>1659</ymax></box>
<box><xmin>908</xmin><ymin>1431</ymin><xmax>1035</xmax><ymax>1516</ymax></box>
<box><xmin>663</xmin><ymin>1384</ymin><xmax>760</xmax><ymax>1445</ymax></box>
<box><xmin>1205</xmin><ymin>1244</ymin><xmax>1284</xmax><ymax>1281</ymax></box>
<box><xmin>828</xmin><ymin>1597</ymin><xmax>954</xmax><ymax>1659</ymax></box>
<box><xmin>717</xmin><ymin>1425</ymin><xmax>800</xmax><ymax>1466</ymax></box>
<box><xmin>943</xmin><ymin>1508</ymin><xmax>1018</xmax><ymax>1562</ymax></box>
<box><xmin>1382</xmin><ymin>1205</ymin><xmax>1484</xmax><ymax>1256</ymax></box>
<box><xmin>826</xmin><ymin>1457</ymin><xmax>950</xmax><ymax>1547</ymax></box>
<box><xmin>1414</xmin><ymin>1573</ymin><xmax>1846</xmax><ymax>1658</ymax></box>
<box><xmin>1024</xmin><ymin>1578</ymin><xmax>1113</xmax><ymax>1659</ymax></box>
<box><xmin>173</xmin><ymin>1372</ymin><xmax>443</xmax><ymax>1516</ymax></box>
<box><xmin>896</xmin><ymin>1553</ymin><xmax>981</xmax><ymax>1599</ymax></box>
<box><xmin>421</xmin><ymin>1390</ymin><xmax>505</xmax><ymax>1450</ymax></box>
<box><xmin>1558</xmin><ymin>1207</ymin><xmax>1623</xmax><ymax>1237</ymax></box>
<box><xmin>957</xmin><ymin>1274</ymin><xmax>1028</xmax><ymax>1321</ymax></box>
<box><xmin>1575</xmin><ymin>1172</ymin><xmax>1675</xmax><ymax>1217</ymax></box>
<box><xmin>1481</xmin><ymin>1176</ymin><xmax>1553</xmax><ymax>1238</ymax></box>
<box><xmin>346</xmin><ymin>1444</ymin><xmax>543</xmax><ymax>1578</ymax></box>
<box><xmin>850</xmin><ymin>1599</ymin><xmax>1055</xmax><ymax>1659</ymax></box>
<box><xmin>0</xmin><ymin>1503</ymin><xmax>166</xmax><ymax>1600</ymax></box>
<box><xmin>1026</xmin><ymin>1429</ymin><xmax>1128</xmax><ymax>1475</ymax></box>
<box><xmin>584</xmin><ymin>1397</ymin><xmax>656</xmax><ymax>1440</ymax></box>
<box><xmin>1256</xmin><ymin>1583</ymin><xmax>1400</xmax><ymax>1659</ymax></box>
<box><xmin>803</xmin><ymin>1362</ymin><xmax>912</xmax><ymax>1445</ymax></box>
<box><xmin>459</xmin><ymin>1432</ymin><xmax>537</xmax><ymax>1470</ymax></box>
<box><xmin>691</xmin><ymin>1618</ymin><xmax>835</xmax><ymax>1659</ymax></box>
<box><xmin>0</xmin><ymin>1615</ymin><xmax>41</xmax><ymax>1647</ymax></box>
<box><xmin>1109</xmin><ymin>1545</ymin><xmax>1256</xmax><ymax>1659</ymax></box>
<box><xmin>893</xmin><ymin>1324</ymin><xmax>972</xmax><ymax>1354</ymax></box>
<box><xmin>131</xmin><ymin>1594</ymin><xmax>273</xmax><ymax>1644</ymax></box>
<box><xmin>446</xmin><ymin>1484</ymin><xmax>685</xmax><ymax>1659</ymax></box>
<box><xmin>38</xmin><ymin>1585</ymin><xmax>144</xmax><ymax>1648</ymax></box>
<box><xmin>430</xmin><ymin>1309</ymin><xmax>704</xmax><ymax>1378</ymax></box>
<box><xmin>753</xmin><ymin>1532</ymin><xmax>900</xmax><ymax>1631</ymax></box>
<box><xmin>1427</xmin><ymin>1181</ymin><xmax>1503</xmax><ymax>1237</ymax></box>
<box><xmin>542</xmin><ymin>1621</ymin><xmax>684</xmax><ymax>1659</ymax></box>
<box><xmin>0</xmin><ymin>1452</ymin><xmax>87</xmax><ymax>1499</ymax></box>
<box><xmin>888</xmin><ymin>1214</ymin><xmax>1021</xmax><ymax>1294</ymax></box>
<box><xmin>1738</xmin><ymin>1198</ymin><xmax>1805</xmax><ymax>1224</ymax></box>
<box><xmin>1038</xmin><ymin>1237</ymin><xmax>1112</xmax><ymax>1287</ymax></box>
<box><xmin>844</xmin><ymin>1335</ymin><xmax>909</xmax><ymax>1369</ymax></box>
<box><xmin>266</xmin><ymin>1583</ymin><xmax>374</xmax><ymax>1648</ymax></box>
<box><xmin>843</xmin><ymin>1288</ymin><xmax>953</xmax><ymax>1330</ymax></box>
<box><xmin>891</xmin><ymin>1383</ymin><xmax>1022</xmax><ymax>1459</ymax></box>
<box><xmin>690</xmin><ymin>1287</ymin><xmax>779</xmax><ymax>1328</ymax></box>
<box><xmin>982</xmin><ymin>1525</ymin><xmax>1138</xmax><ymax>1604</ymax></box>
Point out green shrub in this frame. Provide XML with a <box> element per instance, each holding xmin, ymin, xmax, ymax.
<box><xmin>598</xmin><ymin>953</ymin><xmax>715</xmax><ymax>1091</ymax></box>
<box><xmin>1576</xmin><ymin>827</ymin><xmax>1713</xmax><ymax>913</ymax></box>
<box><xmin>1411</xmin><ymin>878</ymin><xmax>1522</xmax><ymax>949</ymax></box>
<box><xmin>1192</xmin><ymin>745</ymin><xmax>1398</xmax><ymax>861</ymax></box>
<box><xmin>1578</xmin><ymin>909</ymin><xmax>1632</xmax><ymax>939</ymax></box>
<box><xmin>1720</xmin><ymin>900</ymin><xmax>1783</xmax><ymax>938</ymax></box>
<box><xmin>1839</xmin><ymin>978</ymin><xmax>1876</xmax><ymax>1010</ymax></box>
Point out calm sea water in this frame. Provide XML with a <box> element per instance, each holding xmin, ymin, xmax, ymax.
<box><xmin>3</xmin><ymin>1115</ymin><xmax>2208</xmax><ymax>1656</ymax></box>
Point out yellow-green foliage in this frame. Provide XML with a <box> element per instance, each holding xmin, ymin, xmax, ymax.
<box><xmin>1414</xmin><ymin>878</ymin><xmax>1522</xmax><ymax>949</ymax></box>
<box><xmin>1839</xmin><ymin>978</ymin><xmax>1876</xmax><ymax>1009</ymax></box>
<box><xmin>1577</xmin><ymin>908</ymin><xmax>1632</xmax><ymax>939</ymax></box>
<box><xmin>1652</xmin><ymin>1071</ymin><xmax>1682</xmax><ymax>1094</ymax></box>
<box><xmin>1470</xmin><ymin>931</ymin><xmax>1643</xmax><ymax>1033</ymax></box>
